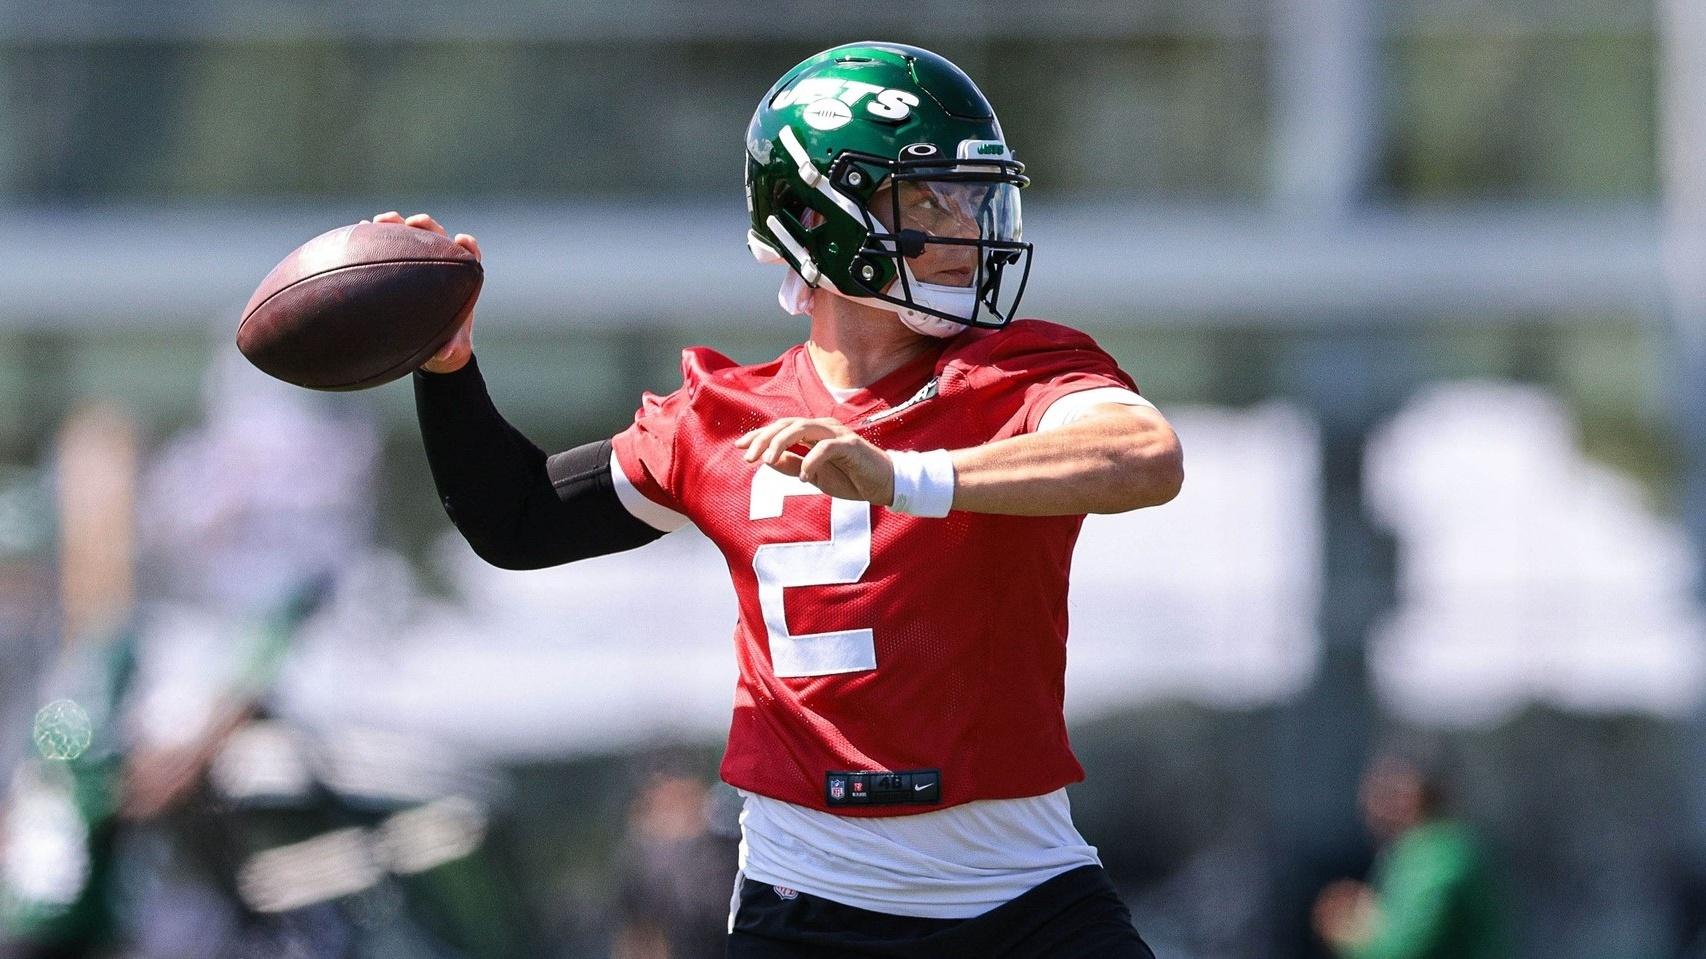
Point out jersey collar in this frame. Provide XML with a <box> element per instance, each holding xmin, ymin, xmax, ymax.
<box><xmin>794</xmin><ymin>341</ymin><xmax>948</xmax><ymax>422</ymax></box>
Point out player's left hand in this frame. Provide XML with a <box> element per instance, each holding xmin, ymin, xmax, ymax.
<box><xmin>737</xmin><ymin>417</ymin><xmax>896</xmax><ymax>505</ymax></box>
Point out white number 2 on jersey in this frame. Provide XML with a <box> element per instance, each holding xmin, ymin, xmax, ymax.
<box><xmin>749</xmin><ymin>466</ymin><xmax>875</xmax><ymax>677</ymax></box>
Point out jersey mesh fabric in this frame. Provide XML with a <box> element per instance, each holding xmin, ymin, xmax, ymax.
<box><xmin>610</xmin><ymin>319</ymin><xmax>1139</xmax><ymax>816</ymax></box>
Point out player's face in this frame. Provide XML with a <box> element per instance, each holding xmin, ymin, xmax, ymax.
<box><xmin>871</xmin><ymin>180</ymin><xmax>994</xmax><ymax>288</ymax></box>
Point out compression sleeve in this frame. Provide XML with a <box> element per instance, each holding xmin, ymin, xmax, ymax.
<box><xmin>413</xmin><ymin>356</ymin><xmax>664</xmax><ymax>570</ymax></box>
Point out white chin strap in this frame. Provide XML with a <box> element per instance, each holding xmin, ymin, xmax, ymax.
<box><xmin>883</xmin><ymin>263</ymin><xmax>977</xmax><ymax>338</ymax></box>
<box><xmin>897</xmin><ymin>306</ymin><xmax>965</xmax><ymax>339</ymax></box>
<box><xmin>777</xmin><ymin>268</ymin><xmax>818</xmax><ymax>316</ymax></box>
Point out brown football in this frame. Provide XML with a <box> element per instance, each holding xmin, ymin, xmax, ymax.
<box><xmin>236</xmin><ymin>222</ymin><xmax>483</xmax><ymax>391</ymax></box>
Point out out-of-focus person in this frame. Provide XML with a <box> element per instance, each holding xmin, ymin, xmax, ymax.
<box><xmin>117</xmin><ymin>344</ymin><xmax>528</xmax><ymax>959</ymax></box>
<box><xmin>612</xmin><ymin>769</ymin><xmax>739</xmax><ymax>959</ymax></box>
<box><xmin>1312</xmin><ymin>750</ymin><xmax>1510</xmax><ymax>959</ymax></box>
<box><xmin>0</xmin><ymin>406</ymin><xmax>143</xmax><ymax>959</ymax></box>
<box><xmin>2</xmin><ymin>346</ymin><xmax>527</xmax><ymax>959</ymax></box>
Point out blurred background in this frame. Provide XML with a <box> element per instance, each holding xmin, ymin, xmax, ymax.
<box><xmin>3</xmin><ymin>0</ymin><xmax>1705</xmax><ymax>956</ymax></box>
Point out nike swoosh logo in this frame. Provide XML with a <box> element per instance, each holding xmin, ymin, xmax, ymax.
<box><xmin>914</xmin><ymin>782</ymin><xmax>932</xmax><ymax>792</ymax></box>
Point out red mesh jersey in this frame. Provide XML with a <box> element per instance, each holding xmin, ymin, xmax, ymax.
<box><xmin>611</xmin><ymin>319</ymin><xmax>1138</xmax><ymax>816</ymax></box>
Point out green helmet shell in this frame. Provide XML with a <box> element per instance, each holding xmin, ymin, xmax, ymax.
<box><xmin>745</xmin><ymin>42</ymin><xmax>1030</xmax><ymax>329</ymax></box>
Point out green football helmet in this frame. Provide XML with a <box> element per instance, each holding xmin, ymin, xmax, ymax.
<box><xmin>745</xmin><ymin>42</ymin><xmax>1032</xmax><ymax>335</ymax></box>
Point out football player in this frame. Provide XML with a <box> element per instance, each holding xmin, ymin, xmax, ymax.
<box><xmin>400</xmin><ymin>42</ymin><xmax>1181</xmax><ymax>959</ymax></box>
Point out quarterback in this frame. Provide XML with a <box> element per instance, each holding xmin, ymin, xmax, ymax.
<box><xmin>402</xmin><ymin>42</ymin><xmax>1179</xmax><ymax>958</ymax></box>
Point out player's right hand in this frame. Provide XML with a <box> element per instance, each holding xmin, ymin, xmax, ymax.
<box><xmin>363</xmin><ymin>210</ymin><xmax>482</xmax><ymax>374</ymax></box>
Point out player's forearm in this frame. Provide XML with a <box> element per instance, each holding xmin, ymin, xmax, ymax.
<box><xmin>947</xmin><ymin>409</ymin><xmax>1183</xmax><ymax>516</ymax></box>
<box><xmin>415</xmin><ymin>357</ymin><xmax>565</xmax><ymax>566</ymax></box>
<box><xmin>413</xmin><ymin>357</ymin><xmax>661</xmax><ymax>568</ymax></box>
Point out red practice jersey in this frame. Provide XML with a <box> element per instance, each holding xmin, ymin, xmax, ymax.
<box><xmin>610</xmin><ymin>319</ymin><xmax>1138</xmax><ymax>816</ymax></box>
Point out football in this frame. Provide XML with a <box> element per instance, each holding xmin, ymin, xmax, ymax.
<box><xmin>236</xmin><ymin>222</ymin><xmax>483</xmax><ymax>391</ymax></box>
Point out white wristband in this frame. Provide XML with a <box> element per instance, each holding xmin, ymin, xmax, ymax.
<box><xmin>887</xmin><ymin>449</ymin><xmax>956</xmax><ymax>518</ymax></box>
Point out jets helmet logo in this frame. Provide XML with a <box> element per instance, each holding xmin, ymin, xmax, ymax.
<box><xmin>771</xmin><ymin>78</ymin><xmax>921</xmax><ymax>122</ymax></box>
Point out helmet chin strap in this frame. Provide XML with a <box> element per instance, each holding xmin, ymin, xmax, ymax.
<box><xmin>777</xmin><ymin>267</ymin><xmax>818</xmax><ymax>316</ymax></box>
<box><xmin>886</xmin><ymin>259</ymin><xmax>978</xmax><ymax>338</ymax></box>
<box><xmin>799</xmin><ymin>270</ymin><xmax>969</xmax><ymax>338</ymax></box>
<box><xmin>897</xmin><ymin>308</ymin><xmax>966</xmax><ymax>339</ymax></box>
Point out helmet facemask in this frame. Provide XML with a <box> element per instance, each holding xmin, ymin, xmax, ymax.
<box><xmin>852</xmin><ymin>158</ymin><xmax>1032</xmax><ymax>333</ymax></box>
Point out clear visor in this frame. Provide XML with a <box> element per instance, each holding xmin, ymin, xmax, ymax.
<box><xmin>872</xmin><ymin>179</ymin><xmax>1023</xmax><ymax>289</ymax></box>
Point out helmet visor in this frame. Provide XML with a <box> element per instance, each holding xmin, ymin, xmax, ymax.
<box><xmin>874</xmin><ymin>180</ymin><xmax>1022</xmax><ymax>289</ymax></box>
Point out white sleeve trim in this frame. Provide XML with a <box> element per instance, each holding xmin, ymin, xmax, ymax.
<box><xmin>1035</xmin><ymin>387</ymin><xmax>1154</xmax><ymax>433</ymax></box>
<box><xmin>608</xmin><ymin>446</ymin><xmax>690</xmax><ymax>532</ymax></box>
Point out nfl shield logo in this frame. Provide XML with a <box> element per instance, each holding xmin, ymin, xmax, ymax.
<box><xmin>829</xmin><ymin>778</ymin><xmax>846</xmax><ymax>800</ymax></box>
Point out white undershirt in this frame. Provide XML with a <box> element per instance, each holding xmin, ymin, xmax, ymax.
<box><xmin>737</xmin><ymin>788</ymin><xmax>1099</xmax><ymax>919</ymax></box>
<box><xmin>612</xmin><ymin>384</ymin><xmax>1155</xmax><ymax>917</ymax></box>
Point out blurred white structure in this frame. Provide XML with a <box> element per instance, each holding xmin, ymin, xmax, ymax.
<box><xmin>1368</xmin><ymin>381</ymin><xmax>1706</xmax><ymax>725</ymax></box>
<box><xmin>0</xmin><ymin>204</ymin><xmax>1663</xmax><ymax>332</ymax></box>
<box><xmin>1068</xmin><ymin>402</ymin><xmax>1322</xmax><ymax>711</ymax></box>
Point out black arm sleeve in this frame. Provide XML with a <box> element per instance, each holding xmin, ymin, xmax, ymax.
<box><xmin>413</xmin><ymin>356</ymin><xmax>665</xmax><ymax>570</ymax></box>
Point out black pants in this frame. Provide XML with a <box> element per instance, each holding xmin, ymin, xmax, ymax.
<box><xmin>727</xmin><ymin>865</ymin><xmax>1156</xmax><ymax>959</ymax></box>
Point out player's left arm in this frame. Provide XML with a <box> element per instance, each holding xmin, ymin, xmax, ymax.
<box><xmin>737</xmin><ymin>403</ymin><xmax>1182</xmax><ymax>516</ymax></box>
<box><xmin>947</xmin><ymin>402</ymin><xmax>1182</xmax><ymax>514</ymax></box>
